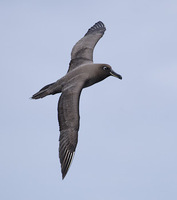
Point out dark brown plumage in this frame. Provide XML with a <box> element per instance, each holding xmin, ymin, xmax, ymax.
<box><xmin>32</xmin><ymin>21</ymin><xmax>122</xmax><ymax>179</ymax></box>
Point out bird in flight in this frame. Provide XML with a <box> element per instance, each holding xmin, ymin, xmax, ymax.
<box><xmin>32</xmin><ymin>21</ymin><xmax>122</xmax><ymax>179</ymax></box>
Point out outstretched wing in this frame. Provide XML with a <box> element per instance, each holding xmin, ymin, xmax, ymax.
<box><xmin>68</xmin><ymin>21</ymin><xmax>106</xmax><ymax>72</ymax></box>
<box><xmin>58</xmin><ymin>81</ymin><xmax>84</xmax><ymax>179</ymax></box>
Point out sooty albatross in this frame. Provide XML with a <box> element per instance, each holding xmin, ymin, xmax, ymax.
<box><xmin>32</xmin><ymin>21</ymin><xmax>122</xmax><ymax>179</ymax></box>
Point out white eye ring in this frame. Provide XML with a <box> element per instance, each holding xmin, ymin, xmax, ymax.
<box><xmin>103</xmin><ymin>66</ymin><xmax>109</xmax><ymax>70</ymax></box>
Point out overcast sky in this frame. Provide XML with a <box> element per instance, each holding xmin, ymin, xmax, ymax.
<box><xmin>0</xmin><ymin>0</ymin><xmax>177</xmax><ymax>200</ymax></box>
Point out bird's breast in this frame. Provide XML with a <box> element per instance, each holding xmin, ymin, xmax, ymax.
<box><xmin>83</xmin><ymin>75</ymin><xmax>106</xmax><ymax>88</ymax></box>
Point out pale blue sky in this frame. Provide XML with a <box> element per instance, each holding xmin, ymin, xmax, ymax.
<box><xmin>0</xmin><ymin>1</ymin><xmax>177</xmax><ymax>200</ymax></box>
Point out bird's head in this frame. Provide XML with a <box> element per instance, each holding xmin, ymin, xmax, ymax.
<box><xmin>98</xmin><ymin>64</ymin><xmax>122</xmax><ymax>80</ymax></box>
<box><xmin>80</xmin><ymin>63</ymin><xmax>122</xmax><ymax>88</ymax></box>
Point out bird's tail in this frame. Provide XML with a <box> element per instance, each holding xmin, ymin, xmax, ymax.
<box><xmin>31</xmin><ymin>82</ymin><xmax>59</xmax><ymax>99</ymax></box>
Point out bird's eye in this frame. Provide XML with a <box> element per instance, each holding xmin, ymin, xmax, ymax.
<box><xmin>102</xmin><ymin>66</ymin><xmax>109</xmax><ymax>71</ymax></box>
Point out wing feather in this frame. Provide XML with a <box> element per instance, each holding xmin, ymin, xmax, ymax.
<box><xmin>58</xmin><ymin>82</ymin><xmax>84</xmax><ymax>179</ymax></box>
<box><xmin>68</xmin><ymin>21</ymin><xmax>106</xmax><ymax>72</ymax></box>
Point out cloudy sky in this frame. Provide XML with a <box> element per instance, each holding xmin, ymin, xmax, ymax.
<box><xmin>0</xmin><ymin>0</ymin><xmax>177</xmax><ymax>199</ymax></box>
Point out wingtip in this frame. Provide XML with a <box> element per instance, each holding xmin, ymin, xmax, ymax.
<box><xmin>62</xmin><ymin>172</ymin><xmax>67</xmax><ymax>180</ymax></box>
<box><xmin>97</xmin><ymin>21</ymin><xmax>105</xmax><ymax>26</ymax></box>
<box><xmin>61</xmin><ymin>168</ymin><xmax>68</xmax><ymax>180</ymax></box>
<box><xmin>85</xmin><ymin>21</ymin><xmax>106</xmax><ymax>36</ymax></box>
<box><xmin>62</xmin><ymin>174</ymin><xmax>65</xmax><ymax>180</ymax></box>
<box><xmin>60</xmin><ymin>149</ymin><xmax>75</xmax><ymax>180</ymax></box>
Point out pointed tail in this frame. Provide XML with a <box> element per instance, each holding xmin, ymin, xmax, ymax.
<box><xmin>31</xmin><ymin>83</ymin><xmax>55</xmax><ymax>99</ymax></box>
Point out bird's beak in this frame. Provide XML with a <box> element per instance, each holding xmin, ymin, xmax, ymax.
<box><xmin>110</xmin><ymin>69</ymin><xmax>122</xmax><ymax>80</ymax></box>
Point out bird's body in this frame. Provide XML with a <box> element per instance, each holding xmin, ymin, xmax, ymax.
<box><xmin>32</xmin><ymin>21</ymin><xmax>122</xmax><ymax>179</ymax></box>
